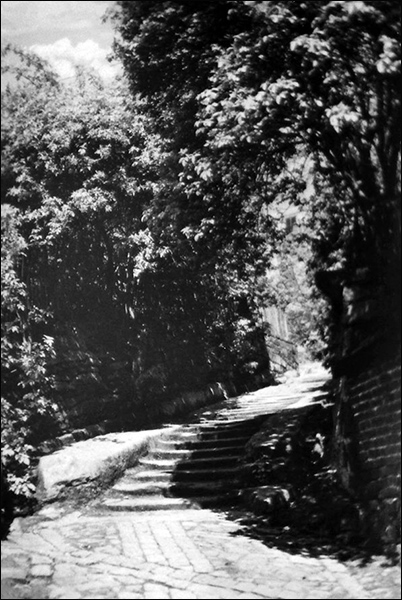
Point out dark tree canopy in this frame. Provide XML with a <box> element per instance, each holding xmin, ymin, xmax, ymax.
<box><xmin>112</xmin><ymin>0</ymin><xmax>400</xmax><ymax>334</ymax></box>
<box><xmin>113</xmin><ymin>1</ymin><xmax>400</xmax><ymax>264</ymax></box>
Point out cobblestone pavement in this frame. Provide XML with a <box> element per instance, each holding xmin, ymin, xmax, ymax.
<box><xmin>2</xmin><ymin>365</ymin><xmax>401</xmax><ymax>599</ymax></box>
<box><xmin>2</xmin><ymin>507</ymin><xmax>400</xmax><ymax>599</ymax></box>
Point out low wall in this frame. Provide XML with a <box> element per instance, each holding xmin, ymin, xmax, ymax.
<box><xmin>38</xmin><ymin>376</ymin><xmax>269</xmax><ymax>456</ymax></box>
<box><xmin>45</xmin><ymin>326</ymin><xmax>273</xmax><ymax>454</ymax></box>
<box><xmin>36</xmin><ymin>428</ymin><xmax>177</xmax><ymax>503</ymax></box>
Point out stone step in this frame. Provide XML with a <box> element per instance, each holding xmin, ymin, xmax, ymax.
<box><xmin>150</xmin><ymin>447</ymin><xmax>194</xmax><ymax>460</ymax></box>
<box><xmin>159</xmin><ymin>436</ymin><xmax>251</xmax><ymax>450</ymax></box>
<box><xmin>170</xmin><ymin>480</ymin><xmax>241</xmax><ymax>497</ymax></box>
<box><xmin>110</xmin><ymin>480</ymin><xmax>170</xmax><ymax>495</ymax></box>
<box><xmin>138</xmin><ymin>457</ymin><xmax>178</xmax><ymax>471</ymax></box>
<box><xmin>139</xmin><ymin>454</ymin><xmax>241</xmax><ymax>471</ymax></box>
<box><xmin>152</xmin><ymin>446</ymin><xmax>243</xmax><ymax>460</ymax></box>
<box><xmin>161</xmin><ymin>430</ymin><xmax>200</xmax><ymax>442</ymax></box>
<box><xmin>102</xmin><ymin>492</ymin><xmax>241</xmax><ymax>512</ymax></box>
<box><xmin>174</xmin><ymin>454</ymin><xmax>241</xmax><ymax>470</ymax></box>
<box><xmin>196</xmin><ymin>418</ymin><xmax>264</xmax><ymax>431</ymax></box>
<box><xmin>133</xmin><ymin>470</ymin><xmax>173</xmax><ymax>482</ymax></box>
<box><xmin>116</xmin><ymin>469</ymin><xmax>243</xmax><ymax>494</ymax></box>
<box><xmin>187</xmin><ymin>446</ymin><xmax>244</xmax><ymax>459</ymax></box>
<box><xmin>182</xmin><ymin>420</ymin><xmax>263</xmax><ymax>434</ymax></box>
<box><xmin>109</xmin><ymin>479</ymin><xmax>242</xmax><ymax>506</ymax></box>
<box><xmin>102</xmin><ymin>496</ymin><xmax>200</xmax><ymax>512</ymax></box>
<box><xmin>206</xmin><ymin>411</ymin><xmax>269</xmax><ymax>419</ymax></box>
<box><xmin>189</xmin><ymin>428</ymin><xmax>260</xmax><ymax>441</ymax></box>
<box><xmin>196</xmin><ymin>415</ymin><xmax>266</xmax><ymax>427</ymax></box>
<box><xmin>171</xmin><ymin>466</ymin><xmax>243</xmax><ymax>482</ymax></box>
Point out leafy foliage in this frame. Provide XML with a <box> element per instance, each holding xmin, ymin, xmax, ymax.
<box><xmin>1</xmin><ymin>205</ymin><xmax>57</xmax><ymax>512</ymax></box>
<box><xmin>111</xmin><ymin>1</ymin><xmax>400</xmax><ymax>366</ymax></box>
<box><xmin>1</xmin><ymin>47</ymin><xmax>165</xmax><ymax>510</ymax></box>
<box><xmin>189</xmin><ymin>1</ymin><xmax>400</xmax><ymax>276</ymax></box>
<box><xmin>1</xmin><ymin>39</ymin><xmax>271</xmax><ymax>517</ymax></box>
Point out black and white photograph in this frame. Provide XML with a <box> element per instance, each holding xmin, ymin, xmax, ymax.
<box><xmin>1</xmin><ymin>2</ymin><xmax>401</xmax><ymax>599</ymax></box>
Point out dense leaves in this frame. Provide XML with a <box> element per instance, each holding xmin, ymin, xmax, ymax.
<box><xmin>111</xmin><ymin>1</ymin><xmax>255</xmax><ymax>145</ymax></box>
<box><xmin>188</xmin><ymin>0</ymin><xmax>401</xmax><ymax>276</ymax></box>
<box><xmin>1</xmin><ymin>205</ymin><xmax>57</xmax><ymax>513</ymax></box>
<box><xmin>112</xmin><ymin>0</ymin><xmax>400</xmax><ymax>365</ymax></box>
<box><xmin>1</xmin><ymin>41</ymin><xmax>271</xmax><ymax>515</ymax></box>
<box><xmin>1</xmin><ymin>47</ymin><xmax>165</xmax><ymax>513</ymax></box>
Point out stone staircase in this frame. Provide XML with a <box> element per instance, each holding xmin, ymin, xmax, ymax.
<box><xmin>96</xmin><ymin>363</ymin><xmax>330</xmax><ymax>512</ymax></box>
<box><xmin>100</xmin><ymin>417</ymin><xmax>266</xmax><ymax>511</ymax></box>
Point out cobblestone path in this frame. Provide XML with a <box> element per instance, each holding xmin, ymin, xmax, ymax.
<box><xmin>2</xmin><ymin>365</ymin><xmax>401</xmax><ymax>599</ymax></box>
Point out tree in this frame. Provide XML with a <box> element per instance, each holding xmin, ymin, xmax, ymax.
<box><xmin>111</xmin><ymin>1</ymin><xmax>400</xmax><ymax>366</ymax></box>
<box><xmin>1</xmin><ymin>46</ymin><xmax>166</xmax><ymax>511</ymax></box>
<box><xmin>1</xmin><ymin>204</ymin><xmax>57</xmax><ymax>515</ymax></box>
<box><xmin>111</xmin><ymin>1</ymin><xmax>255</xmax><ymax>146</ymax></box>
<box><xmin>2</xmin><ymin>46</ymin><xmax>164</xmax><ymax>321</ymax></box>
<box><xmin>2</xmin><ymin>41</ymin><xmax>270</xmax><ymax>432</ymax></box>
<box><xmin>190</xmin><ymin>1</ymin><xmax>400</xmax><ymax>276</ymax></box>
<box><xmin>111</xmin><ymin>0</ymin><xmax>275</xmax><ymax>371</ymax></box>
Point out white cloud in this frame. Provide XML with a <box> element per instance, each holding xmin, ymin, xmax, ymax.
<box><xmin>1</xmin><ymin>1</ymin><xmax>116</xmax><ymax>48</ymax></box>
<box><xmin>31</xmin><ymin>37</ymin><xmax>121</xmax><ymax>81</ymax></box>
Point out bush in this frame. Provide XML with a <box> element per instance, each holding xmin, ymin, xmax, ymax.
<box><xmin>1</xmin><ymin>206</ymin><xmax>59</xmax><ymax>520</ymax></box>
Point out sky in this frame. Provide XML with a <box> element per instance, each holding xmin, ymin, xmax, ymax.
<box><xmin>1</xmin><ymin>0</ymin><xmax>121</xmax><ymax>81</ymax></box>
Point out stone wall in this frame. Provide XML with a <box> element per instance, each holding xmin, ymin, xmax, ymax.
<box><xmin>47</xmin><ymin>327</ymin><xmax>133</xmax><ymax>436</ymax></box>
<box><xmin>316</xmin><ymin>268</ymin><xmax>401</xmax><ymax>550</ymax></box>
<box><xmin>46</xmin><ymin>324</ymin><xmax>273</xmax><ymax>450</ymax></box>
<box><xmin>39</xmin><ymin>379</ymin><xmax>227</xmax><ymax>454</ymax></box>
<box><xmin>260</xmin><ymin>305</ymin><xmax>298</xmax><ymax>374</ymax></box>
<box><xmin>334</xmin><ymin>359</ymin><xmax>401</xmax><ymax>548</ymax></box>
<box><xmin>41</xmin><ymin>357</ymin><xmax>273</xmax><ymax>456</ymax></box>
<box><xmin>265</xmin><ymin>334</ymin><xmax>298</xmax><ymax>374</ymax></box>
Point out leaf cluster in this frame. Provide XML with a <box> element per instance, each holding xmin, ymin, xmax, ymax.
<box><xmin>111</xmin><ymin>0</ymin><xmax>400</xmax><ymax>369</ymax></box>
<box><xmin>1</xmin><ymin>205</ymin><xmax>58</xmax><ymax>512</ymax></box>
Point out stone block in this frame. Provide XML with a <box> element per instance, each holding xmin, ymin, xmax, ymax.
<box><xmin>241</xmin><ymin>485</ymin><xmax>293</xmax><ymax>515</ymax></box>
<box><xmin>1</xmin><ymin>580</ymin><xmax>23</xmax><ymax>600</ymax></box>
<box><xmin>31</xmin><ymin>564</ymin><xmax>53</xmax><ymax>578</ymax></box>
<box><xmin>1</xmin><ymin>554</ymin><xmax>30</xmax><ymax>580</ymax></box>
<box><xmin>36</xmin><ymin>428</ymin><xmax>176</xmax><ymax>502</ymax></box>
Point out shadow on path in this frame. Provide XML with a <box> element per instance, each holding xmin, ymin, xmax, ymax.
<box><xmin>171</xmin><ymin>390</ymin><xmax>400</xmax><ymax>567</ymax></box>
<box><xmin>224</xmin><ymin>508</ymin><xmax>373</xmax><ymax>563</ymax></box>
<box><xmin>216</xmin><ymin>397</ymin><xmax>400</xmax><ymax>568</ymax></box>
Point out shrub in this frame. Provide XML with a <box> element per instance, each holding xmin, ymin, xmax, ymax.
<box><xmin>1</xmin><ymin>206</ymin><xmax>58</xmax><ymax>520</ymax></box>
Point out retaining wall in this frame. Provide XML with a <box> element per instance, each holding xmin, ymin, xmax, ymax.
<box><xmin>318</xmin><ymin>268</ymin><xmax>401</xmax><ymax>551</ymax></box>
<box><xmin>335</xmin><ymin>358</ymin><xmax>401</xmax><ymax>548</ymax></box>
